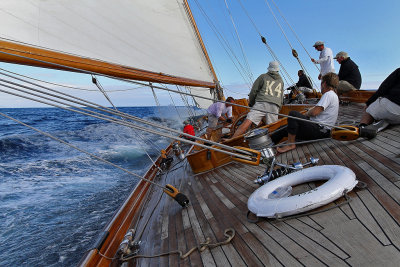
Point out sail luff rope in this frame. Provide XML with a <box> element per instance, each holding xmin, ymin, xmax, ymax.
<box><xmin>223</xmin><ymin>0</ymin><xmax>254</xmax><ymax>82</ymax></box>
<box><xmin>0</xmin><ymin>50</ymin><xmax>347</xmax><ymax>131</ymax></box>
<box><xmin>263</xmin><ymin>0</ymin><xmax>318</xmax><ymax>90</ymax></box>
<box><xmin>0</xmin><ymin>111</ymin><xmax>166</xmax><ymax>189</ymax></box>
<box><xmin>0</xmin><ymin>81</ymin><xmax>258</xmax><ymax>158</ymax></box>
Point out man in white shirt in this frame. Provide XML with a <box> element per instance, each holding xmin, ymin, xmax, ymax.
<box><xmin>206</xmin><ymin>97</ymin><xmax>234</xmax><ymax>140</ymax></box>
<box><xmin>311</xmin><ymin>41</ymin><xmax>335</xmax><ymax>80</ymax></box>
<box><xmin>271</xmin><ymin>72</ymin><xmax>339</xmax><ymax>153</ymax></box>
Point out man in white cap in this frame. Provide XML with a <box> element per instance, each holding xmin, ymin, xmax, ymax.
<box><xmin>232</xmin><ymin>61</ymin><xmax>284</xmax><ymax>138</ymax></box>
<box><xmin>334</xmin><ymin>51</ymin><xmax>362</xmax><ymax>93</ymax></box>
<box><xmin>311</xmin><ymin>41</ymin><xmax>335</xmax><ymax>80</ymax></box>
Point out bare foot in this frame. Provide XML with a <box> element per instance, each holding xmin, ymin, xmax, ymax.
<box><xmin>276</xmin><ymin>144</ymin><xmax>296</xmax><ymax>153</ymax></box>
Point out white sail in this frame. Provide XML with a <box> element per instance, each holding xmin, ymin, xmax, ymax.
<box><xmin>0</xmin><ymin>0</ymin><xmax>217</xmax><ymax>108</ymax></box>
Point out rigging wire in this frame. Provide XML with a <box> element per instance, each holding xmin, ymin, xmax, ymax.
<box><xmin>192</xmin><ymin>0</ymin><xmax>253</xmax><ymax>88</ymax></box>
<box><xmin>0</xmin><ymin>111</ymin><xmax>166</xmax><ymax>190</ymax></box>
<box><xmin>168</xmin><ymin>90</ymin><xmax>183</xmax><ymax>122</ymax></box>
<box><xmin>234</xmin><ymin>0</ymin><xmax>296</xmax><ymax>87</ymax></box>
<box><xmin>0</xmin><ymin>78</ymin><xmax>259</xmax><ymax>158</ymax></box>
<box><xmin>0</xmin><ymin>49</ymin><xmax>348</xmax><ymax>131</ymax></box>
<box><xmin>263</xmin><ymin>0</ymin><xmax>318</xmax><ymax>90</ymax></box>
<box><xmin>223</xmin><ymin>0</ymin><xmax>254</xmax><ymax>82</ymax></box>
<box><xmin>269</xmin><ymin>0</ymin><xmax>320</xmax><ymax>73</ymax></box>
<box><xmin>177</xmin><ymin>85</ymin><xmax>197</xmax><ymax>120</ymax></box>
<box><xmin>92</xmin><ymin>74</ymin><xmax>163</xmax><ymax>169</ymax></box>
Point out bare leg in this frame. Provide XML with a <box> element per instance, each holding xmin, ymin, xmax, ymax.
<box><xmin>232</xmin><ymin>119</ymin><xmax>253</xmax><ymax>138</ymax></box>
<box><xmin>359</xmin><ymin>107</ymin><xmax>375</xmax><ymax>125</ymax></box>
<box><xmin>205</xmin><ymin>127</ymin><xmax>213</xmax><ymax>140</ymax></box>
<box><xmin>276</xmin><ymin>133</ymin><xmax>296</xmax><ymax>153</ymax></box>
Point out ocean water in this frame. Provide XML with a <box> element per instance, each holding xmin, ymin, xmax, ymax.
<box><xmin>0</xmin><ymin>106</ymin><xmax>200</xmax><ymax>266</ymax></box>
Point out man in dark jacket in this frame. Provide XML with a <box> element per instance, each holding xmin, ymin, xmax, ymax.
<box><xmin>287</xmin><ymin>70</ymin><xmax>313</xmax><ymax>102</ymax></box>
<box><xmin>359</xmin><ymin>68</ymin><xmax>400</xmax><ymax>126</ymax></box>
<box><xmin>335</xmin><ymin>51</ymin><xmax>362</xmax><ymax>93</ymax></box>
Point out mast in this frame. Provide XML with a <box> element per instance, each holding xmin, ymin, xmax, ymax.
<box><xmin>183</xmin><ymin>0</ymin><xmax>224</xmax><ymax>100</ymax></box>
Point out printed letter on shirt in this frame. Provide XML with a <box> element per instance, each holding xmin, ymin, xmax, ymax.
<box><xmin>274</xmin><ymin>83</ymin><xmax>282</xmax><ymax>98</ymax></box>
<box><xmin>265</xmin><ymin>81</ymin><xmax>276</xmax><ymax>96</ymax></box>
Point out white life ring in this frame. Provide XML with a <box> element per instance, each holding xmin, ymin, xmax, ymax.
<box><xmin>248</xmin><ymin>165</ymin><xmax>358</xmax><ymax>218</ymax></box>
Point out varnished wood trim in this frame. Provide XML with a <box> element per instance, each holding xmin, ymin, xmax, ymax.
<box><xmin>80</xmin><ymin>144</ymin><xmax>174</xmax><ymax>266</ymax></box>
<box><xmin>0</xmin><ymin>40</ymin><xmax>216</xmax><ymax>88</ymax></box>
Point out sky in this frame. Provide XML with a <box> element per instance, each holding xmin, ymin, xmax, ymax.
<box><xmin>0</xmin><ymin>0</ymin><xmax>399</xmax><ymax>108</ymax></box>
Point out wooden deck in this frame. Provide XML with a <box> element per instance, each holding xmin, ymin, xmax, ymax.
<box><xmin>128</xmin><ymin>102</ymin><xmax>400</xmax><ymax>266</ymax></box>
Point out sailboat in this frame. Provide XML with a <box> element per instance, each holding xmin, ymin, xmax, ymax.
<box><xmin>1</xmin><ymin>0</ymin><xmax>399</xmax><ymax>266</ymax></box>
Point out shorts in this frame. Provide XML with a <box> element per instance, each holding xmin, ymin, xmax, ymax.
<box><xmin>297</xmin><ymin>87</ymin><xmax>313</xmax><ymax>93</ymax></box>
<box><xmin>366</xmin><ymin>97</ymin><xmax>400</xmax><ymax>124</ymax></box>
<box><xmin>246</xmin><ymin>102</ymin><xmax>280</xmax><ymax>125</ymax></box>
<box><xmin>337</xmin><ymin>80</ymin><xmax>357</xmax><ymax>93</ymax></box>
<box><xmin>207</xmin><ymin>113</ymin><xmax>219</xmax><ymax>129</ymax></box>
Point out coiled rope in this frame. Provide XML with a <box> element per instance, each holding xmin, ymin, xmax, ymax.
<box><xmin>120</xmin><ymin>228</ymin><xmax>235</xmax><ymax>261</ymax></box>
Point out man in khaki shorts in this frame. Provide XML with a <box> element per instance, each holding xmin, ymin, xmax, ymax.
<box><xmin>232</xmin><ymin>61</ymin><xmax>284</xmax><ymax>138</ymax></box>
<box><xmin>359</xmin><ymin>68</ymin><xmax>400</xmax><ymax>127</ymax></box>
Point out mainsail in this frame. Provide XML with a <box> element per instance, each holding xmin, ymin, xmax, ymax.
<box><xmin>0</xmin><ymin>0</ymin><xmax>219</xmax><ymax>108</ymax></box>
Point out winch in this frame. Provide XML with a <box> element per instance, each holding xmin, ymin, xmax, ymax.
<box><xmin>172</xmin><ymin>142</ymin><xmax>185</xmax><ymax>160</ymax></box>
<box><xmin>244</xmin><ymin>128</ymin><xmax>319</xmax><ymax>185</ymax></box>
<box><xmin>244</xmin><ymin>128</ymin><xmax>275</xmax><ymax>166</ymax></box>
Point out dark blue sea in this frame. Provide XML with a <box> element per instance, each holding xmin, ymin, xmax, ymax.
<box><xmin>0</xmin><ymin>106</ymin><xmax>201</xmax><ymax>266</ymax></box>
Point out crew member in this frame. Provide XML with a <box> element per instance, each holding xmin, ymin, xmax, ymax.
<box><xmin>232</xmin><ymin>61</ymin><xmax>284</xmax><ymax>138</ymax></box>
<box><xmin>205</xmin><ymin>97</ymin><xmax>234</xmax><ymax>140</ymax></box>
<box><xmin>311</xmin><ymin>41</ymin><xmax>335</xmax><ymax>80</ymax></box>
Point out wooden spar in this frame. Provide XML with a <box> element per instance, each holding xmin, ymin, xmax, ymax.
<box><xmin>0</xmin><ymin>40</ymin><xmax>217</xmax><ymax>89</ymax></box>
<box><xmin>183</xmin><ymin>0</ymin><xmax>225</xmax><ymax>100</ymax></box>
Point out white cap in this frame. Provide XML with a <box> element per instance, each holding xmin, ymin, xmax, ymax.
<box><xmin>313</xmin><ymin>41</ymin><xmax>324</xmax><ymax>47</ymax></box>
<box><xmin>334</xmin><ymin>51</ymin><xmax>349</xmax><ymax>59</ymax></box>
<box><xmin>267</xmin><ymin>61</ymin><xmax>280</xmax><ymax>72</ymax></box>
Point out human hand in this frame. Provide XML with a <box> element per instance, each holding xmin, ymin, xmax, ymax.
<box><xmin>311</xmin><ymin>58</ymin><xmax>316</xmax><ymax>63</ymax></box>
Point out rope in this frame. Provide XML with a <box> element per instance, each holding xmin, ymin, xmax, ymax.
<box><xmin>120</xmin><ymin>228</ymin><xmax>235</xmax><ymax>261</ymax></box>
<box><xmin>0</xmin><ymin>73</ymin><xmax>217</xmax><ymax>148</ymax></box>
<box><xmin>92</xmin><ymin>75</ymin><xmax>163</xmax><ymax>171</ymax></box>
<box><xmin>274</xmin><ymin>190</ymin><xmax>352</xmax><ymax>221</ymax></box>
<box><xmin>223</xmin><ymin>0</ymin><xmax>254</xmax><ymax>82</ymax></box>
<box><xmin>0</xmin><ymin>67</ymin><xmax>144</xmax><ymax>92</ymax></box>
<box><xmin>0</xmin><ymin>49</ymin><xmax>349</xmax><ymax>131</ymax></box>
<box><xmin>234</xmin><ymin>1</ymin><xmax>296</xmax><ymax>86</ymax></box>
<box><xmin>192</xmin><ymin>0</ymin><xmax>253</xmax><ymax>87</ymax></box>
<box><xmin>268</xmin><ymin>0</ymin><xmax>320</xmax><ymax>73</ymax></box>
<box><xmin>248</xmin><ymin>191</ymin><xmax>354</xmax><ymax>223</ymax></box>
<box><xmin>263</xmin><ymin>0</ymin><xmax>318</xmax><ymax>90</ymax></box>
<box><xmin>271</xmin><ymin>137</ymin><xmax>332</xmax><ymax>148</ymax></box>
<box><xmin>0</xmin><ymin>111</ymin><xmax>166</xmax><ymax>190</ymax></box>
<box><xmin>0</xmin><ymin>83</ymin><xmax>256</xmax><ymax>160</ymax></box>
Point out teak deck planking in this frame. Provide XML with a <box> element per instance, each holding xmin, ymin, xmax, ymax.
<box><xmin>127</xmin><ymin>102</ymin><xmax>400</xmax><ymax>266</ymax></box>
